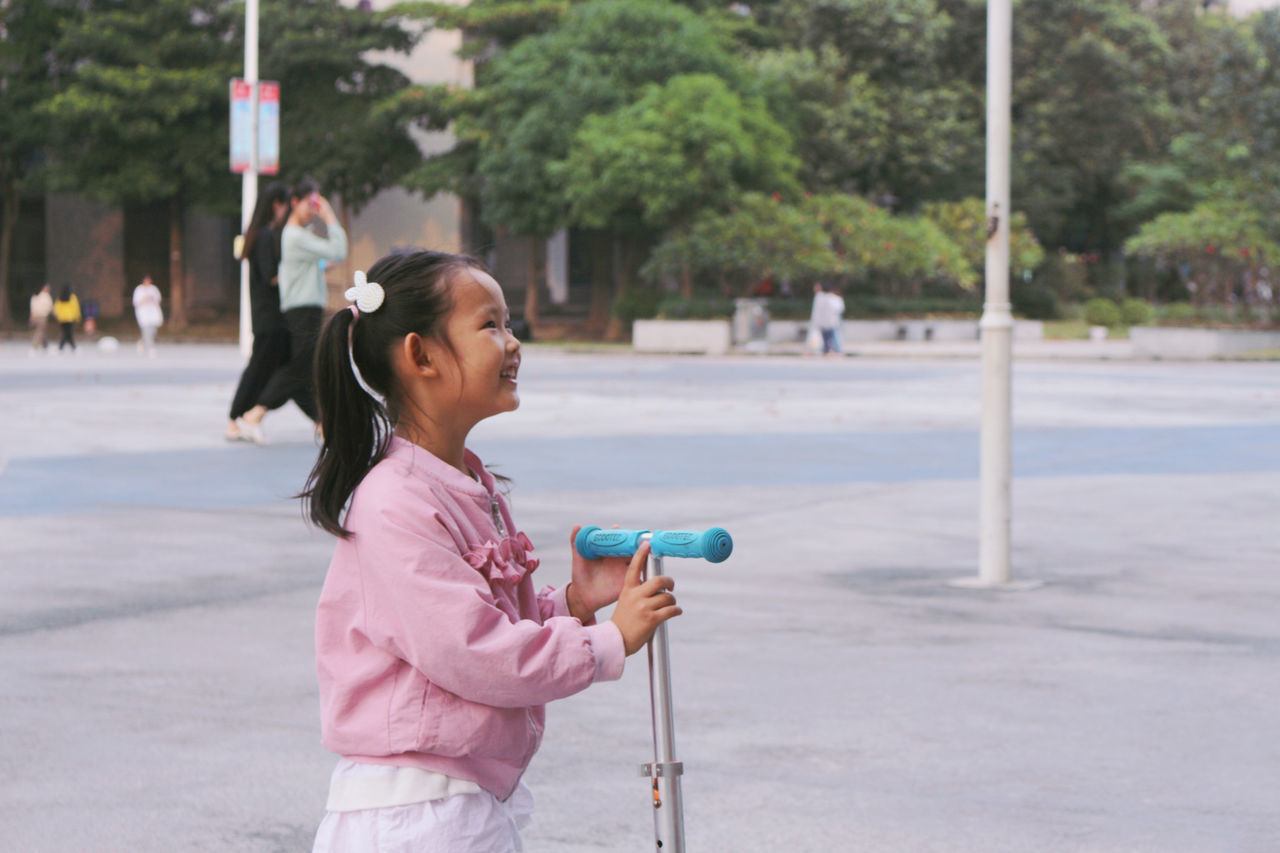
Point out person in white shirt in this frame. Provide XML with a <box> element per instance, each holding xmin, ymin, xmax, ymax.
<box><xmin>132</xmin><ymin>276</ymin><xmax>164</xmax><ymax>357</ymax></box>
<box><xmin>809</xmin><ymin>282</ymin><xmax>845</xmax><ymax>356</ymax></box>
<box><xmin>29</xmin><ymin>284</ymin><xmax>53</xmax><ymax>355</ymax></box>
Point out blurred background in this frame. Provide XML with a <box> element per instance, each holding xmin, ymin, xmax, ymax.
<box><xmin>3</xmin><ymin>0</ymin><xmax>1280</xmax><ymax>346</ymax></box>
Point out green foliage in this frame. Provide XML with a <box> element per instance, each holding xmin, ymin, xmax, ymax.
<box><xmin>0</xmin><ymin>0</ymin><xmax>78</xmax><ymax>324</ymax></box>
<box><xmin>749</xmin><ymin>1</ymin><xmax>983</xmax><ymax>205</ymax></box>
<box><xmin>1083</xmin><ymin>297</ymin><xmax>1122</xmax><ymax>328</ymax></box>
<box><xmin>642</xmin><ymin>192</ymin><xmax>836</xmax><ymax>289</ymax></box>
<box><xmin>654</xmin><ymin>294</ymin><xmax>736</xmax><ymax>320</ymax></box>
<box><xmin>644</xmin><ymin>191</ymin><xmax>977</xmax><ymax>297</ymax></box>
<box><xmin>1011</xmin><ymin>284</ymin><xmax>1061</xmax><ymax>320</ymax></box>
<box><xmin>920</xmin><ymin>198</ymin><xmax>1045</xmax><ymax>282</ymax></box>
<box><xmin>804</xmin><ymin>193</ymin><xmax>972</xmax><ymax>289</ymax></box>
<box><xmin>556</xmin><ymin>74</ymin><xmax>800</xmax><ymax>231</ymax></box>
<box><xmin>1124</xmin><ymin>201</ymin><xmax>1279</xmax><ymax>303</ymax></box>
<box><xmin>41</xmin><ymin>0</ymin><xmax>240</xmax><ymax>208</ymax></box>
<box><xmin>1011</xmin><ymin>0</ymin><xmax>1175</xmax><ymax>253</ymax></box>
<box><xmin>257</xmin><ymin>0</ymin><xmax>423</xmax><ymax>214</ymax></box>
<box><xmin>38</xmin><ymin>0</ymin><xmax>420</xmax><ymax>215</ymax></box>
<box><xmin>612</xmin><ymin>287</ymin><xmax>663</xmax><ymax>324</ymax></box>
<box><xmin>475</xmin><ymin>0</ymin><xmax>740</xmax><ymax>237</ymax></box>
<box><xmin>1119</xmin><ymin>298</ymin><xmax>1154</xmax><ymax>326</ymax></box>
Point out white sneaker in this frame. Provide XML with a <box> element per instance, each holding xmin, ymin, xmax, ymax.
<box><xmin>236</xmin><ymin>419</ymin><xmax>267</xmax><ymax>445</ymax></box>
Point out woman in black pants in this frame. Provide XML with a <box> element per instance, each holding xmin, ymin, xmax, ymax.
<box><xmin>226</xmin><ymin>182</ymin><xmax>292</xmax><ymax>442</ymax></box>
<box><xmin>237</xmin><ymin>181</ymin><xmax>347</xmax><ymax>444</ymax></box>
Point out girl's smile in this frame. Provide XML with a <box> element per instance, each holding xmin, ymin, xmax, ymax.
<box><xmin>441</xmin><ymin>268</ymin><xmax>522</xmax><ymax>419</ymax></box>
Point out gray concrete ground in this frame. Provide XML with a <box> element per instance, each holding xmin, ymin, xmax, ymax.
<box><xmin>1</xmin><ymin>341</ymin><xmax>1278</xmax><ymax>852</ymax></box>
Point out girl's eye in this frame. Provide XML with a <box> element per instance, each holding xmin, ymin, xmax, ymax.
<box><xmin>483</xmin><ymin>320</ymin><xmax>497</xmax><ymax>329</ymax></box>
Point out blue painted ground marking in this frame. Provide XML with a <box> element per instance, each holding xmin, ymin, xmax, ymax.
<box><xmin>2</xmin><ymin>425</ymin><xmax>1276</xmax><ymax>516</ymax></box>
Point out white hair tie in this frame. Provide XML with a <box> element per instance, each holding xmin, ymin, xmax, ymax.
<box><xmin>344</xmin><ymin>270</ymin><xmax>385</xmax><ymax>314</ymax></box>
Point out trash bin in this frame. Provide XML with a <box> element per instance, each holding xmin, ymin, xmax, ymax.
<box><xmin>733</xmin><ymin>298</ymin><xmax>770</xmax><ymax>347</ymax></box>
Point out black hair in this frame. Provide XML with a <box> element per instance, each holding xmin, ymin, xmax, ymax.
<box><xmin>59</xmin><ymin>285</ymin><xmax>72</xmax><ymax>301</ymax></box>
<box><xmin>301</xmin><ymin>250</ymin><xmax>486</xmax><ymax>538</ymax></box>
<box><xmin>291</xmin><ymin>178</ymin><xmax>318</xmax><ymax>202</ymax></box>
<box><xmin>242</xmin><ymin>181</ymin><xmax>290</xmax><ymax>261</ymax></box>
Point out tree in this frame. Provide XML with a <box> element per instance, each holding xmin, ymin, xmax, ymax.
<box><xmin>473</xmin><ymin>0</ymin><xmax>745</xmax><ymax>327</ymax></box>
<box><xmin>643</xmin><ymin>192</ymin><xmax>836</xmax><ymax>295</ymax></box>
<box><xmin>803</xmin><ymin>193</ymin><xmax>972</xmax><ymax>295</ymax></box>
<box><xmin>1124</xmin><ymin>201</ymin><xmax>1279</xmax><ymax>307</ymax></box>
<box><xmin>41</xmin><ymin>0</ymin><xmax>240</xmax><ymax>328</ymax></box>
<box><xmin>0</xmin><ymin>0</ymin><xmax>76</xmax><ymax>329</ymax></box>
<box><xmin>40</xmin><ymin>0</ymin><xmax>420</xmax><ymax>327</ymax></box>
<box><xmin>749</xmin><ymin>0</ymin><xmax>984</xmax><ymax>206</ymax></box>
<box><xmin>257</xmin><ymin>0</ymin><xmax>422</xmax><ymax>217</ymax></box>
<box><xmin>556</xmin><ymin>73</ymin><xmax>800</xmax><ymax>305</ymax></box>
<box><xmin>921</xmin><ymin>198</ymin><xmax>1045</xmax><ymax>285</ymax></box>
<box><xmin>1011</xmin><ymin>0</ymin><xmax>1175</xmax><ymax>256</ymax></box>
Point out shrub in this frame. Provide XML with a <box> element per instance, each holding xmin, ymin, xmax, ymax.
<box><xmin>613</xmin><ymin>288</ymin><xmax>662</xmax><ymax>324</ymax></box>
<box><xmin>1158</xmin><ymin>303</ymin><xmax>1197</xmax><ymax>326</ymax></box>
<box><xmin>654</xmin><ymin>295</ymin><xmax>736</xmax><ymax>320</ymax></box>
<box><xmin>1119</xmin><ymin>298</ymin><xmax>1154</xmax><ymax>326</ymax></box>
<box><xmin>1012</xmin><ymin>284</ymin><xmax>1061</xmax><ymax>320</ymax></box>
<box><xmin>1083</xmin><ymin>298</ymin><xmax>1122</xmax><ymax>327</ymax></box>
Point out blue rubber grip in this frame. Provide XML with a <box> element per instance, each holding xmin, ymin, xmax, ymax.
<box><xmin>575</xmin><ymin>526</ymin><xmax>733</xmax><ymax>562</ymax></box>
<box><xmin>652</xmin><ymin>528</ymin><xmax>733</xmax><ymax>562</ymax></box>
<box><xmin>574</xmin><ymin>526</ymin><xmax>649</xmax><ymax>559</ymax></box>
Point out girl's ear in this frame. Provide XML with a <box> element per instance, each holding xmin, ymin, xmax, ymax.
<box><xmin>400</xmin><ymin>332</ymin><xmax>440</xmax><ymax>379</ymax></box>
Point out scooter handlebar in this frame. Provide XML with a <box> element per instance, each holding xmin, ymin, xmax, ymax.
<box><xmin>575</xmin><ymin>526</ymin><xmax>733</xmax><ymax>563</ymax></box>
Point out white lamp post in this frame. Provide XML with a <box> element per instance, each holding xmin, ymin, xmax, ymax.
<box><xmin>238</xmin><ymin>0</ymin><xmax>259</xmax><ymax>358</ymax></box>
<box><xmin>979</xmin><ymin>0</ymin><xmax>1013</xmax><ymax>586</ymax></box>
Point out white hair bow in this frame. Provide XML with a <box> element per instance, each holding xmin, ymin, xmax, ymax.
<box><xmin>344</xmin><ymin>270</ymin><xmax>385</xmax><ymax>314</ymax></box>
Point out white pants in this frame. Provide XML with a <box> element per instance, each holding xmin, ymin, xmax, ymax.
<box><xmin>312</xmin><ymin>782</ymin><xmax>533</xmax><ymax>853</ymax></box>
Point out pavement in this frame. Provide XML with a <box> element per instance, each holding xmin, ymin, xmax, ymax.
<box><xmin>1</xmin><ymin>341</ymin><xmax>1278</xmax><ymax>852</ymax></box>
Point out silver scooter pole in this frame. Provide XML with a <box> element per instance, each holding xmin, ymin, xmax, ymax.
<box><xmin>640</xmin><ymin>540</ymin><xmax>685</xmax><ymax>851</ymax></box>
<box><xmin>573</xmin><ymin>526</ymin><xmax>734</xmax><ymax>853</ymax></box>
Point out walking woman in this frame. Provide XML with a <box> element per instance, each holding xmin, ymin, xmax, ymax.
<box><xmin>227</xmin><ymin>182</ymin><xmax>292</xmax><ymax>442</ymax></box>
<box><xmin>237</xmin><ymin>181</ymin><xmax>347</xmax><ymax>444</ymax></box>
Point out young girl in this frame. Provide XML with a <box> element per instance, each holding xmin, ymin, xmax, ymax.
<box><xmin>304</xmin><ymin>250</ymin><xmax>680</xmax><ymax>851</ymax></box>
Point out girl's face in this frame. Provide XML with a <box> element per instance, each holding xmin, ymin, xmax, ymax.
<box><xmin>436</xmin><ymin>268</ymin><xmax>521</xmax><ymax>422</ymax></box>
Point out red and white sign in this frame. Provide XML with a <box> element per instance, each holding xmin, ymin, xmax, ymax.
<box><xmin>230</xmin><ymin>78</ymin><xmax>281</xmax><ymax>175</ymax></box>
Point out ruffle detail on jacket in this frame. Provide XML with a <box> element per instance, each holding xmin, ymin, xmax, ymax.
<box><xmin>465</xmin><ymin>531</ymin><xmax>540</xmax><ymax>585</ymax></box>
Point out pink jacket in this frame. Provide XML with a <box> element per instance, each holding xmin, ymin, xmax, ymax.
<box><xmin>315</xmin><ymin>437</ymin><xmax>626</xmax><ymax>799</ymax></box>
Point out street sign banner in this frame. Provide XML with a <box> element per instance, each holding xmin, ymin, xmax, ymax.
<box><xmin>230</xmin><ymin>78</ymin><xmax>252</xmax><ymax>173</ymax></box>
<box><xmin>230</xmin><ymin>78</ymin><xmax>281</xmax><ymax>175</ymax></box>
<box><xmin>258</xmin><ymin>81</ymin><xmax>280</xmax><ymax>175</ymax></box>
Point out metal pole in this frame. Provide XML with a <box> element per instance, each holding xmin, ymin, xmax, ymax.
<box><xmin>238</xmin><ymin>0</ymin><xmax>259</xmax><ymax>359</ymax></box>
<box><xmin>642</xmin><ymin>545</ymin><xmax>685</xmax><ymax>852</ymax></box>
<box><xmin>979</xmin><ymin>0</ymin><xmax>1013</xmax><ymax>585</ymax></box>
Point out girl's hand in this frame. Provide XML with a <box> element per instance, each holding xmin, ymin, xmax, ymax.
<box><xmin>610</xmin><ymin>542</ymin><xmax>681</xmax><ymax>656</ymax></box>
<box><xmin>566</xmin><ymin>524</ymin><xmax>630</xmax><ymax>620</ymax></box>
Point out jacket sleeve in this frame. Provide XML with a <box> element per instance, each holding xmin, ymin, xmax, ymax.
<box><xmin>355</xmin><ymin>502</ymin><xmax>625</xmax><ymax>709</ymax></box>
<box><xmin>288</xmin><ymin>221</ymin><xmax>348</xmax><ymax>264</ymax></box>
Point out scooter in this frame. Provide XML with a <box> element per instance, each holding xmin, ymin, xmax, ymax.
<box><xmin>575</xmin><ymin>526</ymin><xmax>734</xmax><ymax>853</ymax></box>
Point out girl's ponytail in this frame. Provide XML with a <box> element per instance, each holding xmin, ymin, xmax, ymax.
<box><xmin>299</xmin><ymin>249</ymin><xmax>484</xmax><ymax>538</ymax></box>
<box><xmin>301</xmin><ymin>306</ymin><xmax>392</xmax><ymax>538</ymax></box>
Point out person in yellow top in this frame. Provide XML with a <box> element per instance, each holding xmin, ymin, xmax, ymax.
<box><xmin>53</xmin><ymin>285</ymin><xmax>82</xmax><ymax>352</ymax></box>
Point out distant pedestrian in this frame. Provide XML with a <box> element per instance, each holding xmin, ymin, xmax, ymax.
<box><xmin>304</xmin><ymin>251</ymin><xmax>678</xmax><ymax>852</ymax></box>
<box><xmin>52</xmin><ymin>286</ymin><xmax>81</xmax><ymax>353</ymax></box>
<box><xmin>227</xmin><ymin>182</ymin><xmax>292</xmax><ymax>442</ymax></box>
<box><xmin>29</xmin><ymin>284</ymin><xmax>53</xmax><ymax>355</ymax></box>
<box><xmin>132</xmin><ymin>275</ymin><xmax>164</xmax><ymax>357</ymax></box>
<box><xmin>237</xmin><ymin>181</ymin><xmax>347</xmax><ymax>444</ymax></box>
<box><xmin>809</xmin><ymin>282</ymin><xmax>845</xmax><ymax>357</ymax></box>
